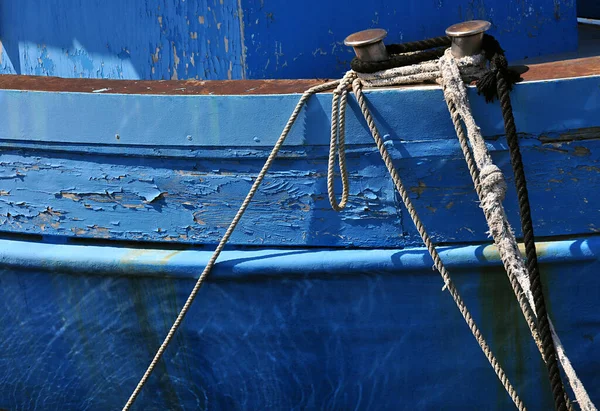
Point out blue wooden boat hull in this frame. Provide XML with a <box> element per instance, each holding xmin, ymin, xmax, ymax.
<box><xmin>0</xmin><ymin>238</ymin><xmax>598</xmax><ymax>410</ymax></box>
<box><xmin>0</xmin><ymin>64</ymin><xmax>599</xmax><ymax>409</ymax></box>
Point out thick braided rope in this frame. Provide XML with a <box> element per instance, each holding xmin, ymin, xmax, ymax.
<box><xmin>446</xmin><ymin>95</ymin><xmax>544</xmax><ymax>348</ymax></box>
<box><xmin>439</xmin><ymin>49</ymin><xmax>537</xmax><ymax>306</ymax></box>
<box><xmin>496</xmin><ymin>72</ymin><xmax>596</xmax><ymax>411</ymax></box>
<box><xmin>357</xmin><ymin>53</ymin><xmax>486</xmax><ymax>88</ymax></box>
<box><xmin>447</xmin><ymin>97</ymin><xmax>577</xmax><ymax>411</ymax></box>
<box><xmin>351</xmin><ymin>47</ymin><xmax>447</xmax><ymax>74</ymax></box>
<box><xmin>497</xmin><ymin>71</ymin><xmax>568</xmax><ymax>411</ymax></box>
<box><xmin>439</xmin><ymin>49</ymin><xmax>583</xmax><ymax>410</ymax></box>
<box><xmin>122</xmin><ymin>79</ymin><xmax>342</xmax><ymax>411</ymax></box>
<box><xmin>353</xmin><ymin>39</ymin><xmax>592</xmax><ymax>411</ymax></box>
<box><xmin>349</xmin><ymin>75</ymin><xmax>526</xmax><ymax>411</ymax></box>
<box><xmin>447</xmin><ymin>81</ymin><xmax>579</xmax><ymax>411</ymax></box>
<box><xmin>386</xmin><ymin>36</ymin><xmax>451</xmax><ymax>54</ymax></box>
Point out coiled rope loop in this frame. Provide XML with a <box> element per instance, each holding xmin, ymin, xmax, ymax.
<box><xmin>327</xmin><ymin>74</ymin><xmax>353</xmax><ymax>210</ymax></box>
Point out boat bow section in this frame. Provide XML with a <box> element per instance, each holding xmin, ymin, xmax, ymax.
<box><xmin>0</xmin><ymin>60</ymin><xmax>599</xmax><ymax>409</ymax></box>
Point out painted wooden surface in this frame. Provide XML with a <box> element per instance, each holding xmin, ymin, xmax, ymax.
<box><xmin>0</xmin><ymin>14</ymin><xmax>597</xmax><ymax>410</ymax></box>
<box><xmin>240</xmin><ymin>0</ymin><xmax>578</xmax><ymax>79</ymax></box>
<box><xmin>1</xmin><ymin>75</ymin><xmax>599</xmax><ymax>247</ymax></box>
<box><xmin>0</xmin><ymin>237</ymin><xmax>598</xmax><ymax>410</ymax></box>
<box><xmin>0</xmin><ymin>0</ymin><xmax>245</xmax><ymax>80</ymax></box>
<box><xmin>0</xmin><ymin>0</ymin><xmax>578</xmax><ymax>80</ymax></box>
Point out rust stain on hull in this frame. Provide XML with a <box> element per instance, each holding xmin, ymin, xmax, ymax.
<box><xmin>482</xmin><ymin>241</ymin><xmax>551</xmax><ymax>261</ymax></box>
<box><xmin>0</xmin><ymin>56</ymin><xmax>597</xmax><ymax>96</ymax></box>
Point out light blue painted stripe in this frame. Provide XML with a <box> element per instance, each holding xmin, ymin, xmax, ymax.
<box><xmin>1</xmin><ymin>75</ymin><xmax>599</xmax><ymax>148</ymax></box>
<box><xmin>1</xmin><ymin>237</ymin><xmax>597</xmax><ymax>279</ymax></box>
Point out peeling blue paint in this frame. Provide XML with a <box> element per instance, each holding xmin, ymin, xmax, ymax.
<box><xmin>0</xmin><ymin>75</ymin><xmax>598</xmax><ymax>246</ymax></box>
<box><xmin>0</xmin><ymin>0</ymin><xmax>244</xmax><ymax>80</ymax></box>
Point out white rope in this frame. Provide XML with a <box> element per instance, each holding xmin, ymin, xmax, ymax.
<box><xmin>345</xmin><ymin>73</ymin><xmax>528</xmax><ymax>410</ymax></box>
<box><xmin>438</xmin><ymin>48</ymin><xmax>596</xmax><ymax>411</ymax></box>
<box><xmin>438</xmin><ymin>49</ymin><xmax>534</xmax><ymax>307</ymax></box>
<box><xmin>549</xmin><ymin>320</ymin><xmax>597</xmax><ymax>411</ymax></box>
<box><xmin>356</xmin><ymin>53</ymin><xmax>486</xmax><ymax>87</ymax></box>
<box><xmin>122</xmin><ymin>45</ymin><xmax>595</xmax><ymax>411</ymax></box>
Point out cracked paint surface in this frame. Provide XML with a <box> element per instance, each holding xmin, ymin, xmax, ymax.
<box><xmin>0</xmin><ymin>75</ymin><xmax>599</xmax><ymax>246</ymax></box>
<box><xmin>1</xmin><ymin>127</ymin><xmax>599</xmax><ymax>246</ymax></box>
<box><xmin>0</xmin><ymin>0</ymin><xmax>244</xmax><ymax>80</ymax></box>
<box><xmin>0</xmin><ymin>151</ymin><xmax>400</xmax><ymax>246</ymax></box>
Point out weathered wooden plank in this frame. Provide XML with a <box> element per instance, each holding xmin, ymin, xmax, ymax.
<box><xmin>400</xmin><ymin>135</ymin><xmax>600</xmax><ymax>244</ymax></box>
<box><xmin>1</xmin><ymin>133</ymin><xmax>598</xmax><ymax>246</ymax></box>
<box><xmin>0</xmin><ymin>75</ymin><xmax>598</xmax><ymax>246</ymax></box>
<box><xmin>0</xmin><ymin>75</ymin><xmax>599</xmax><ymax>148</ymax></box>
<box><xmin>0</xmin><ymin>148</ymin><xmax>401</xmax><ymax>246</ymax></box>
<box><xmin>0</xmin><ymin>55</ymin><xmax>598</xmax><ymax>95</ymax></box>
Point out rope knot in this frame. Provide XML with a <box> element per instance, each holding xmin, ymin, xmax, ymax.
<box><xmin>479</xmin><ymin>164</ymin><xmax>506</xmax><ymax>200</ymax></box>
<box><xmin>476</xmin><ymin>34</ymin><xmax>522</xmax><ymax>103</ymax></box>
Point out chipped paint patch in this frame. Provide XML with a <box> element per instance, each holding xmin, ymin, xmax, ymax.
<box><xmin>0</xmin><ymin>1</ymin><xmax>244</xmax><ymax>80</ymax></box>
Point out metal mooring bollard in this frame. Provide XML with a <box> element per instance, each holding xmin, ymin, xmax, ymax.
<box><xmin>445</xmin><ymin>20</ymin><xmax>491</xmax><ymax>57</ymax></box>
<box><xmin>344</xmin><ymin>28</ymin><xmax>389</xmax><ymax>62</ymax></box>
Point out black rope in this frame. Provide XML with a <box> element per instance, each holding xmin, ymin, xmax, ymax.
<box><xmin>385</xmin><ymin>36</ymin><xmax>451</xmax><ymax>54</ymax></box>
<box><xmin>350</xmin><ymin>47</ymin><xmax>447</xmax><ymax>74</ymax></box>
<box><xmin>477</xmin><ymin>34</ymin><xmax>569</xmax><ymax>411</ymax></box>
<box><xmin>350</xmin><ymin>36</ymin><xmax>451</xmax><ymax>73</ymax></box>
<box><xmin>475</xmin><ymin>35</ymin><xmax>522</xmax><ymax>102</ymax></box>
<box><xmin>349</xmin><ymin>30</ymin><xmax>570</xmax><ymax>410</ymax></box>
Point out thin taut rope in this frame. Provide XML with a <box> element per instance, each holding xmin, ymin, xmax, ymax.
<box><xmin>124</xmin><ymin>73</ymin><xmax>526</xmax><ymax>410</ymax></box>
<box><xmin>439</xmin><ymin>50</ymin><xmax>576</xmax><ymax>410</ymax></box>
<box><xmin>348</xmin><ymin>75</ymin><xmax>527</xmax><ymax>410</ymax></box>
<box><xmin>122</xmin><ymin>79</ymin><xmax>341</xmax><ymax>411</ymax></box>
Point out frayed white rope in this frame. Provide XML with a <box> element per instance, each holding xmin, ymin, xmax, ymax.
<box><xmin>438</xmin><ymin>49</ymin><xmax>534</xmax><ymax>305</ymax></box>
<box><xmin>550</xmin><ymin>321</ymin><xmax>598</xmax><ymax>411</ymax></box>
<box><xmin>356</xmin><ymin>53</ymin><xmax>486</xmax><ymax>87</ymax></box>
<box><xmin>439</xmin><ymin>48</ymin><xmax>596</xmax><ymax>411</ymax></box>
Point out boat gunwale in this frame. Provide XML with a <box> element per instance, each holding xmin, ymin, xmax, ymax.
<box><xmin>0</xmin><ymin>55</ymin><xmax>598</xmax><ymax>96</ymax></box>
<box><xmin>0</xmin><ymin>236</ymin><xmax>597</xmax><ymax>279</ymax></box>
